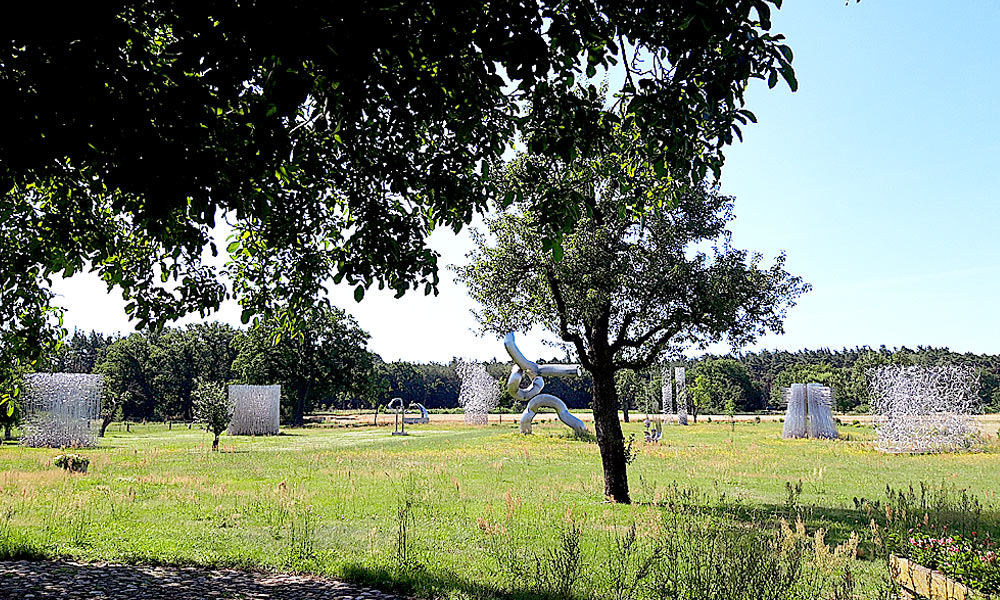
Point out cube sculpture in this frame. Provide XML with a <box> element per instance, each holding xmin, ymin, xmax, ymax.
<box><xmin>21</xmin><ymin>373</ymin><xmax>103</xmax><ymax>448</ymax></box>
<box><xmin>781</xmin><ymin>383</ymin><xmax>838</xmax><ymax>439</ymax></box>
<box><xmin>869</xmin><ymin>366</ymin><xmax>978</xmax><ymax>453</ymax></box>
<box><xmin>227</xmin><ymin>384</ymin><xmax>281</xmax><ymax>436</ymax></box>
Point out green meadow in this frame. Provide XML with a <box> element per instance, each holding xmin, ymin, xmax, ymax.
<box><xmin>3</xmin><ymin>420</ymin><xmax>999</xmax><ymax>599</ymax></box>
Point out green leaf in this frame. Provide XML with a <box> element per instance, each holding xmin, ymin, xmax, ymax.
<box><xmin>354</xmin><ymin>286</ymin><xmax>365</xmax><ymax>302</ymax></box>
<box><xmin>226</xmin><ymin>241</ymin><xmax>240</xmax><ymax>254</ymax></box>
<box><xmin>767</xmin><ymin>70</ymin><xmax>778</xmax><ymax>89</ymax></box>
<box><xmin>780</xmin><ymin>65</ymin><xmax>798</xmax><ymax>92</ymax></box>
<box><xmin>241</xmin><ymin>309</ymin><xmax>253</xmax><ymax>324</ymax></box>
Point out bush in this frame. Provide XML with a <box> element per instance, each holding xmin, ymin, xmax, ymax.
<box><xmin>53</xmin><ymin>453</ymin><xmax>89</xmax><ymax>473</ymax></box>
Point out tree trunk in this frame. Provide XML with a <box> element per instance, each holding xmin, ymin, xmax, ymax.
<box><xmin>373</xmin><ymin>404</ymin><xmax>379</xmax><ymax>426</ymax></box>
<box><xmin>591</xmin><ymin>366</ymin><xmax>631</xmax><ymax>504</ymax></box>
<box><xmin>99</xmin><ymin>415</ymin><xmax>113</xmax><ymax>438</ymax></box>
<box><xmin>294</xmin><ymin>382</ymin><xmax>311</xmax><ymax>427</ymax></box>
<box><xmin>212</xmin><ymin>433</ymin><xmax>220</xmax><ymax>451</ymax></box>
<box><xmin>3</xmin><ymin>423</ymin><xmax>11</xmax><ymax>440</ymax></box>
<box><xmin>622</xmin><ymin>398</ymin><xmax>630</xmax><ymax>423</ymax></box>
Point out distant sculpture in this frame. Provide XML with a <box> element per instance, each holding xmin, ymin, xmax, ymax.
<box><xmin>21</xmin><ymin>373</ymin><xmax>103</xmax><ymax>448</ymax></box>
<box><xmin>660</xmin><ymin>365</ymin><xmax>672</xmax><ymax>419</ymax></box>
<box><xmin>674</xmin><ymin>367</ymin><xmax>689</xmax><ymax>425</ymax></box>
<box><xmin>504</xmin><ymin>333</ymin><xmax>587</xmax><ymax>435</ymax></box>
<box><xmin>781</xmin><ymin>383</ymin><xmax>838</xmax><ymax>439</ymax></box>
<box><xmin>457</xmin><ymin>362</ymin><xmax>500</xmax><ymax>425</ymax></box>
<box><xmin>644</xmin><ymin>418</ymin><xmax>663</xmax><ymax>443</ymax></box>
<box><xmin>870</xmin><ymin>366</ymin><xmax>979</xmax><ymax>453</ymax></box>
<box><xmin>403</xmin><ymin>402</ymin><xmax>429</xmax><ymax>424</ymax></box>
<box><xmin>227</xmin><ymin>385</ymin><xmax>281</xmax><ymax>436</ymax></box>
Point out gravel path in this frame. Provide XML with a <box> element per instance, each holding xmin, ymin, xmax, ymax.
<box><xmin>0</xmin><ymin>560</ymin><xmax>406</xmax><ymax>600</ymax></box>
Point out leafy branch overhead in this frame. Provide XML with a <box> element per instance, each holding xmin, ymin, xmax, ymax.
<box><xmin>1</xmin><ymin>1</ymin><xmax>798</xmax><ymax>374</ymax></box>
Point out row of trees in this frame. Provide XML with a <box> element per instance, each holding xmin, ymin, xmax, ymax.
<box><xmin>0</xmin><ymin>308</ymin><xmax>374</xmax><ymax>437</ymax></box>
<box><xmin>12</xmin><ymin>325</ymin><xmax>998</xmax><ymax>436</ymax></box>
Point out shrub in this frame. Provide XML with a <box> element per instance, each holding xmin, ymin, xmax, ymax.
<box><xmin>193</xmin><ymin>380</ymin><xmax>231</xmax><ymax>451</ymax></box>
<box><xmin>53</xmin><ymin>453</ymin><xmax>89</xmax><ymax>473</ymax></box>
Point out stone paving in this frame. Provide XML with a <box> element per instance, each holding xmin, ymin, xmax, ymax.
<box><xmin>0</xmin><ymin>560</ymin><xmax>406</xmax><ymax>600</ymax></box>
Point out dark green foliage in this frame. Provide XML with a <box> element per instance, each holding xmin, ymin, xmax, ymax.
<box><xmin>231</xmin><ymin>308</ymin><xmax>374</xmax><ymax>425</ymax></box>
<box><xmin>1</xmin><ymin>1</ymin><xmax>798</xmax><ymax>407</ymax></box>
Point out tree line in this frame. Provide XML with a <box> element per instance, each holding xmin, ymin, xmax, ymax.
<box><xmin>5</xmin><ymin>321</ymin><xmax>999</xmax><ymax>441</ymax></box>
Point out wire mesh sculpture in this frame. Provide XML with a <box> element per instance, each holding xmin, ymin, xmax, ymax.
<box><xmin>869</xmin><ymin>366</ymin><xmax>980</xmax><ymax>453</ymax></box>
<box><xmin>21</xmin><ymin>373</ymin><xmax>103</xmax><ymax>448</ymax></box>
<box><xmin>457</xmin><ymin>361</ymin><xmax>500</xmax><ymax>425</ymax></box>
<box><xmin>227</xmin><ymin>385</ymin><xmax>281</xmax><ymax>436</ymax></box>
<box><xmin>675</xmin><ymin>367</ymin><xmax>689</xmax><ymax>425</ymax></box>
<box><xmin>781</xmin><ymin>383</ymin><xmax>839</xmax><ymax>439</ymax></box>
<box><xmin>503</xmin><ymin>333</ymin><xmax>587</xmax><ymax>435</ymax></box>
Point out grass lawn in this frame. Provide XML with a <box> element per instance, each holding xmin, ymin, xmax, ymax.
<box><xmin>2</xmin><ymin>420</ymin><xmax>999</xmax><ymax>598</ymax></box>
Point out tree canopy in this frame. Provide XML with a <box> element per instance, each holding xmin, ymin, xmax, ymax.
<box><xmin>1</xmin><ymin>1</ymin><xmax>797</xmax><ymax>400</ymax></box>
<box><xmin>459</xmin><ymin>123</ymin><xmax>807</xmax><ymax>502</ymax></box>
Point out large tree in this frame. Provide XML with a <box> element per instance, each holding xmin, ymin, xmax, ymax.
<box><xmin>231</xmin><ymin>307</ymin><xmax>373</xmax><ymax>426</ymax></box>
<box><xmin>459</xmin><ymin>127</ymin><xmax>808</xmax><ymax>503</ymax></box>
<box><xmin>0</xmin><ymin>2</ymin><xmax>797</xmax><ymax>410</ymax></box>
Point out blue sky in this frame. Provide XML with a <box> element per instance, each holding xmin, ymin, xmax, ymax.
<box><xmin>53</xmin><ymin>1</ymin><xmax>1000</xmax><ymax>362</ymax></box>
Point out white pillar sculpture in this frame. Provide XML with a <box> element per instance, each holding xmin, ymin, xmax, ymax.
<box><xmin>504</xmin><ymin>333</ymin><xmax>587</xmax><ymax>435</ymax></box>
<box><xmin>675</xmin><ymin>367</ymin><xmax>688</xmax><ymax>425</ymax></box>
<box><xmin>781</xmin><ymin>383</ymin><xmax>838</xmax><ymax>439</ymax></box>
<box><xmin>660</xmin><ymin>365</ymin><xmax>672</xmax><ymax>419</ymax></box>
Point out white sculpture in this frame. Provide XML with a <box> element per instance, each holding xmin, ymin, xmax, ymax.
<box><xmin>660</xmin><ymin>364</ymin><xmax>672</xmax><ymax>418</ymax></box>
<box><xmin>675</xmin><ymin>367</ymin><xmax>689</xmax><ymax>425</ymax></box>
<box><xmin>403</xmin><ymin>402</ymin><xmax>429</xmax><ymax>424</ymax></box>
<box><xmin>781</xmin><ymin>383</ymin><xmax>838</xmax><ymax>439</ymax></box>
<box><xmin>504</xmin><ymin>333</ymin><xmax>587</xmax><ymax>435</ymax></box>
<box><xmin>457</xmin><ymin>361</ymin><xmax>500</xmax><ymax>425</ymax></box>
<box><xmin>869</xmin><ymin>366</ymin><xmax>979</xmax><ymax>453</ymax></box>
<box><xmin>227</xmin><ymin>385</ymin><xmax>281</xmax><ymax>436</ymax></box>
<box><xmin>21</xmin><ymin>373</ymin><xmax>103</xmax><ymax>448</ymax></box>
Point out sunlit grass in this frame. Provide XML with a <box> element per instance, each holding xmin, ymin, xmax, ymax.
<box><xmin>2</xmin><ymin>420</ymin><xmax>999</xmax><ymax>598</ymax></box>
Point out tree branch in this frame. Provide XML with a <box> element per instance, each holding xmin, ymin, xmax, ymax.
<box><xmin>544</xmin><ymin>267</ymin><xmax>591</xmax><ymax>370</ymax></box>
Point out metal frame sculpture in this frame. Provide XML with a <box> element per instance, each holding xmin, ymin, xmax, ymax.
<box><xmin>504</xmin><ymin>333</ymin><xmax>587</xmax><ymax>435</ymax></box>
<box><xmin>660</xmin><ymin>365</ymin><xmax>672</xmax><ymax>419</ymax></box>
<box><xmin>388</xmin><ymin>397</ymin><xmax>408</xmax><ymax>435</ymax></box>
<box><xmin>21</xmin><ymin>373</ymin><xmax>103</xmax><ymax>448</ymax></box>
<box><xmin>227</xmin><ymin>384</ymin><xmax>281</xmax><ymax>436</ymax></box>
<box><xmin>403</xmin><ymin>402</ymin><xmax>429</xmax><ymax>424</ymax></box>
<box><xmin>457</xmin><ymin>361</ymin><xmax>500</xmax><ymax>425</ymax></box>
<box><xmin>781</xmin><ymin>383</ymin><xmax>838</xmax><ymax>439</ymax></box>
<box><xmin>869</xmin><ymin>366</ymin><xmax>979</xmax><ymax>453</ymax></box>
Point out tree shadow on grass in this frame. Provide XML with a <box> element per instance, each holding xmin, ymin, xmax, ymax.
<box><xmin>0</xmin><ymin>559</ymin><xmax>566</xmax><ymax>600</ymax></box>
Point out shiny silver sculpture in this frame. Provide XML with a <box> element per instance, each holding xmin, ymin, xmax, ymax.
<box><xmin>503</xmin><ymin>333</ymin><xmax>587</xmax><ymax>435</ymax></box>
<box><xmin>870</xmin><ymin>366</ymin><xmax>979</xmax><ymax>453</ymax></box>
<box><xmin>675</xmin><ymin>367</ymin><xmax>689</xmax><ymax>425</ymax></box>
<box><xmin>457</xmin><ymin>361</ymin><xmax>500</xmax><ymax>425</ymax></box>
<box><xmin>781</xmin><ymin>383</ymin><xmax>838</xmax><ymax>439</ymax></box>
<box><xmin>21</xmin><ymin>373</ymin><xmax>103</xmax><ymax>448</ymax></box>
<box><xmin>404</xmin><ymin>402</ymin><xmax>429</xmax><ymax>424</ymax></box>
<box><xmin>227</xmin><ymin>384</ymin><xmax>280</xmax><ymax>436</ymax></box>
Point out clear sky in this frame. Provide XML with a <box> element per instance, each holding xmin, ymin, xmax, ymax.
<box><xmin>52</xmin><ymin>1</ymin><xmax>1000</xmax><ymax>363</ymax></box>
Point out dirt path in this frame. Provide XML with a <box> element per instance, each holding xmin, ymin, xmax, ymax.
<box><xmin>0</xmin><ymin>560</ymin><xmax>404</xmax><ymax>600</ymax></box>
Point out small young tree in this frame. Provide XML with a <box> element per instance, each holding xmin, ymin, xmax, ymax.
<box><xmin>98</xmin><ymin>391</ymin><xmax>128</xmax><ymax>438</ymax></box>
<box><xmin>459</xmin><ymin>125</ymin><xmax>808</xmax><ymax>503</ymax></box>
<box><xmin>193</xmin><ymin>380</ymin><xmax>231</xmax><ymax>451</ymax></box>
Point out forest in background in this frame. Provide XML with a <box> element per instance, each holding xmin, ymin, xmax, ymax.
<box><xmin>5</xmin><ymin>322</ymin><xmax>1000</xmax><ymax>431</ymax></box>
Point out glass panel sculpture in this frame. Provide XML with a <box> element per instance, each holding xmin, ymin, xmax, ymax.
<box><xmin>781</xmin><ymin>383</ymin><xmax>838</xmax><ymax>439</ymax></box>
<box><xmin>869</xmin><ymin>366</ymin><xmax>979</xmax><ymax>453</ymax></box>
<box><xmin>675</xmin><ymin>367</ymin><xmax>688</xmax><ymax>425</ymax></box>
<box><xmin>504</xmin><ymin>333</ymin><xmax>586</xmax><ymax>434</ymax></box>
<box><xmin>457</xmin><ymin>361</ymin><xmax>500</xmax><ymax>425</ymax></box>
<box><xmin>227</xmin><ymin>384</ymin><xmax>280</xmax><ymax>436</ymax></box>
<box><xmin>21</xmin><ymin>373</ymin><xmax>103</xmax><ymax>448</ymax></box>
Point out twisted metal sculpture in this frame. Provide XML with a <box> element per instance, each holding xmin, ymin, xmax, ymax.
<box><xmin>504</xmin><ymin>333</ymin><xmax>587</xmax><ymax>435</ymax></box>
